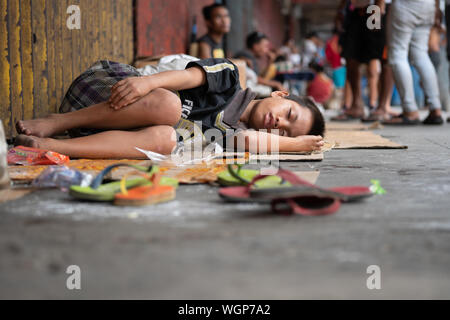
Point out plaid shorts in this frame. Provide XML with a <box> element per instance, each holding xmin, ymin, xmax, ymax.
<box><xmin>59</xmin><ymin>60</ymin><xmax>140</xmax><ymax>137</ymax></box>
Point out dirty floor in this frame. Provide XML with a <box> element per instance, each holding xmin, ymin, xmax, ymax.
<box><xmin>1</xmin><ymin>119</ymin><xmax>450</xmax><ymax>299</ymax></box>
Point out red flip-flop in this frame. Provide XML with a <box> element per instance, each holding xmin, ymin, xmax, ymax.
<box><xmin>219</xmin><ymin>169</ymin><xmax>372</xmax><ymax>203</ymax></box>
<box><xmin>271</xmin><ymin>196</ymin><xmax>341</xmax><ymax>216</ymax></box>
<box><xmin>219</xmin><ymin>168</ymin><xmax>372</xmax><ymax>216</ymax></box>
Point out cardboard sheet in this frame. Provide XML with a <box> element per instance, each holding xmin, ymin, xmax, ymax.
<box><xmin>8</xmin><ymin>151</ymin><xmax>320</xmax><ymax>185</ymax></box>
<box><xmin>326</xmin><ymin>121</ymin><xmax>383</xmax><ymax>131</ymax></box>
<box><xmin>325</xmin><ymin>130</ymin><xmax>407</xmax><ymax>149</ymax></box>
<box><xmin>293</xmin><ymin>171</ymin><xmax>320</xmax><ymax>185</ymax></box>
<box><xmin>326</xmin><ymin>122</ymin><xmax>369</xmax><ymax>131</ymax></box>
<box><xmin>8</xmin><ymin>159</ymin><xmax>146</xmax><ymax>181</ymax></box>
<box><xmin>250</xmin><ymin>152</ymin><xmax>324</xmax><ymax>162</ymax></box>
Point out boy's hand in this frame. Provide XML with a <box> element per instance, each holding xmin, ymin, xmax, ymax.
<box><xmin>109</xmin><ymin>77</ymin><xmax>153</xmax><ymax>110</ymax></box>
<box><xmin>294</xmin><ymin>135</ymin><xmax>324</xmax><ymax>152</ymax></box>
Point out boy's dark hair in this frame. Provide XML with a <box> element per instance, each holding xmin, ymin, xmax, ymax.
<box><xmin>246</xmin><ymin>31</ymin><xmax>268</xmax><ymax>49</ymax></box>
<box><xmin>285</xmin><ymin>95</ymin><xmax>325</xmax><ymax>137</ymax></box>
<box><xmin>202</xmin><ymin>3</ymin><xmax>227</xmax><ymax>21</ymax></box>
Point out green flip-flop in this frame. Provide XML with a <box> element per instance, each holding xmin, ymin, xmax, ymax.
<box><xmin>69</xmin><ymin>164</ymin><xmax>178</xmax><ymax>202</ymax></box>
<box><xmin>217</xmin><ymin>165</ymin><xmax>290</xmax><ymax>188</ymax></box>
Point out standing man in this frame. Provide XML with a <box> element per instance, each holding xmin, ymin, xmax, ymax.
<box><xmin>197</xmin><ymin>3</ymin><xmax>231</xmax><ymax>59</ymax></box>
<box><xmin>384</xmin><ymin>0</ymin><xmax>444</xmax><ymax>125</ymax></box>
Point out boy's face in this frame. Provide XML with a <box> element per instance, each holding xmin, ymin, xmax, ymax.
<box><xmin>252</xmin><ymin>38</ymin><xmax>271</xmax><ymax>58</ymax></box>
<box><xmin>207</xmin><ymin>7</ymin><xmax>231</xmax><ymax>34</ymax></box>
<box><xmin>248</xmin><ymin>92</ymin><xmax>313</xmax><ymax>137</ymax></box>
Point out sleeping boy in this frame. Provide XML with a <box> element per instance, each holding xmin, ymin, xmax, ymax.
<box><xmin>15</xmin><ymin>58</ymin><xmax>325</xmax><ymax>159</ymax></box>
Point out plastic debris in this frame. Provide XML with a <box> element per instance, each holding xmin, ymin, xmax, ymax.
<box><xmin>8</xmin><ymin>146</ymin><xmax>70</xmax><ymax>166</ymax></box>
<box><xmin>32</xmin><ymin>166</ymin><xmax>92</xmax><ymax>190</ymax></box>
<box><xmin>370</xmin><ymin>179</ymin><xmax>386</xmax><ymax>195</ymax></box>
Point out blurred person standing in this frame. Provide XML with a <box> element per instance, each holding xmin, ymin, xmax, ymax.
<box><xmin>384</xmin><ymin>0</ymin><xmax>444</xmax><ymax>125</ymax></box>
<box><xmin>333</xmin><ymin>0</ymin><xmax>385</xmax><ymax>120</ymax></box>
<box><xmin>428</xmin><ymin>25</ymin><xmax>444</xmax><ymax>71</ymax></box>
<box><xmin>363</xmin><ymin>0</ymin><xmax>399</xmax><ymax>122</ymax></box>
<box><xmin>325</xmin><ymin>29</ymin><xmax>352</xmax><ymax>110</ymax></box>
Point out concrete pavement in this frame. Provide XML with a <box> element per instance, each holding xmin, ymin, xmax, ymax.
<box><xmin>1</xmin><ymin>120</ymin><xmax>450</xmax><ymax>299</ymax></box>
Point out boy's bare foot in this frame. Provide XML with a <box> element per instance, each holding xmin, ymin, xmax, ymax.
<box><xmin>14</xmin><ymin>134</ymin><xmax>46</xmax><ymax>149</ymax></box>
<box><xmin>15</xmin><ymin>114</ymin><xmax>64</xmax><ymax>138</ymax></box>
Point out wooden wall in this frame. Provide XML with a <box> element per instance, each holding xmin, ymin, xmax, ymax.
<box><xmin>0</xmin><ymin>0</ymin><xmax>134</xmax><ymax>138</ymax></box>
<box><xmin>135</xmin><ymin>0</ymin><xmax>211</xmax><ymax>58</ymax></box>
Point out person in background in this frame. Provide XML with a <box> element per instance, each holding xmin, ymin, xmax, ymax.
<box><xmin>325</xmin><ymin>29</ymin><xmax>351</xmax><ymax>110</ymax></box>
<box><xmin>429</xmin><ymin>24</ymin><xmax>445</xmax><ymax>72</ymax></box>
<box><xmin>234</xmin><ymin>32</ymin><xmax>287</xmax><ymax>92</ymax></box>
<box><xmin>302</xmin><ymin>32</ymin><xmax>322</xmax><ymax>68</ymax></box>
<box><xmin>362</xmin><ymin>0</ymin><xmax>398</xmax><ymax>122</ymax></box>
<box><xmin>333</xmin><ymin>0</ymin><xmax>385</xmax><ymax>120</ymax></box>
<box><xmin>278</xmin><ymin>38</ymin><xmax>301</xmax><ymax>68</ymax></box>
<box><xmin>306</xmin><ymin>62</ymin><xmax>334</xmax><ymax>107</ymax></box>
<box><xmin>197</xmin><ymin>3</ymin><xmax>231</xmax><ymax>59</ymax></box>
<box><xmin>384</xmin><ymin>0</ymin><xmax>444</xmax><ymax>125</ymax></box>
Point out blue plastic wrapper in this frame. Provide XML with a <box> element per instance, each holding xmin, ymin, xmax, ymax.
<box><xmin>32</xmin><ymin>166</ymin><xmax>92</xmax><ymax>190</ymax></box>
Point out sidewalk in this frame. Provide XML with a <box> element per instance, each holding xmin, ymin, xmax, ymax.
<box><xmin>1</xmin><ymin>121</ymin><xmax>449</xmax><ymax>299</ymax></box>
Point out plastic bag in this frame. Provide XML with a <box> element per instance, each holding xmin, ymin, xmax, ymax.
<box><xmin>136</xmin><ymin>140</ymin><xmax>223</xmax><ymax>167</ymax></box>
<box><xmin>7</xmin><ymin>146</ymin><xmax>70</xmax><ymax>166</ymax></box>
<box><xmin>32</xmin><ymin>166</ymin><xmax>92</xmax><ymax>189</ymax></box>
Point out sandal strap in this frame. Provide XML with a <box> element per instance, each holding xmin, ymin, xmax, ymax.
<box><xmin>245</xmin><ymin>168</ymin><xmax>314</xmax><ymax>192</ymax></box>
<box><xmin>90</xmin><ymin>164</ymin><xmax>153</xmax><ymax>189</ymax></box>
<box><xmin>271</xmin><ymin>197</ymin><xmax>341</xmax><ymax>216</ymax></box>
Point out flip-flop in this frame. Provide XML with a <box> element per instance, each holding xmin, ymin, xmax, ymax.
<box><xmin>219</xmin><ymin>170</ymin><xmax>342</xmax><ymax>216</ymax></box>
<box><xmin>331</xmin><ymin>112</ymin><xmax>363</xmax><ymax>122</ymax></box>
<box><xmin>381</xmin><ymin>114</ymin><xmax>420</xmax><ymax>125</ymax></box>
<box><xmin>249</xmin><ymin>169</ymin><xmax>373</xmax><ymax>202</ymax></box>
<box><xmin>69</xmin><ymin>164</ymin><xmax>178</xmax><ymax>202</ymax></box>
<box><xmin>361</xmin><ymin>113</ymin><xmax>390</xmax><ymax>123</ymax></box>
<box><xmin>271</xmin><ymin>195</ymin><xmax>341</xmax><ymax>216</ymax></box>
<box><xmin>114</xmin><ymin>173</ymin><xmax>176</xmax><ymax>206</ymax></box>
<box><xmin>217</xmin><ymin>165</ymin><xmax>289</xmax><ymax>188</ymax></box>
<box><xmin>219</xmin><ymin>168</ymin><xmax>372</xmax><ymax>203</ymax></box>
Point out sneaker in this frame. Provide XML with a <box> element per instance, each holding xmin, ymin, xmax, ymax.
<box><xmin>0</xmin><ymin>122</ymin><xmax>11</xmax><ymax>189</ymax></box>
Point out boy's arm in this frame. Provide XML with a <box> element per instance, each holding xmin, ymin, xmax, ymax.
<box><xmin>234</xmin><ymin>130</ymin><xmax>324</xmax><ymax>153</ymax></box>
<box><xmin>109</xmin><ymin>66</ymin><xmax>206</xmax><ymax>110</ymax></box>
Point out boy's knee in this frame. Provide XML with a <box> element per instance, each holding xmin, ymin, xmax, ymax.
<box><xmin>142</xmin><ymin>126</ymin><xmax>177</xmax><ymax>155</ymax></box>
<box><xmin>150</xmin><ymin>88</ymin><xmax>182</xmax><ymax>125</ymax></box>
